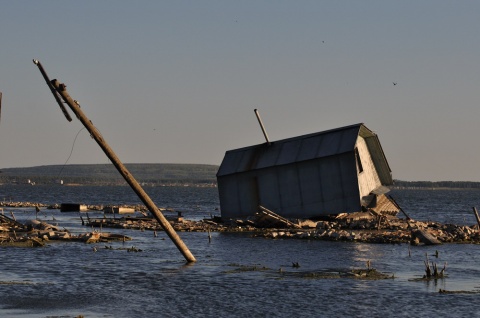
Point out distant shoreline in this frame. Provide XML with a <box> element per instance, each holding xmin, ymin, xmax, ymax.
<box><xmin>0</xmin><ymin>163</ymin><xmax>219</xmax><ymax>186</ymax></box>
<box><xmin>391</xmin><ymin>186</ymin><xmax>480</xmax><ymax>191</ymax></box>
<box><xmin>2</xmin><ymin>164</ymin><xmax>480</xmax><ymax>189</ymax></box>
<box><xmin>392</xmin><ymin>180</ymin><xmax>480</xmax><ymax>190</ymax></box>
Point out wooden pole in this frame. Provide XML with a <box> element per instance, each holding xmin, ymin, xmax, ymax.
<box><xmin>45</xmin><ymin>78</ymin><xmax>196</xmax><ymax>263</ymax></box>
<box><xmin>32</xmin><ymin>60</ymin><xmax>72</xmax><ymax>122</ymax></box>
<box><xmin>472</xmin><ymin>207</ymin><xmax>480</xmax><ymax>229</ymax></box>
<box><xmin>388</xmin><ymin>195</ymin><xmax>412</xmax><ymax>220</ymax></box>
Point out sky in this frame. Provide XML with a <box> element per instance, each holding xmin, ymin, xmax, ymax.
<box><xmin>0</xmin><ymin>1</ymin><xmax>479</xmax><ymax>181</ymax></box>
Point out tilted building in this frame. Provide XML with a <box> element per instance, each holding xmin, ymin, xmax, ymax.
<box><xmin>217</xmin><ymin>123</ymin><xmax>397</xmax><ymax>219</ymax></box>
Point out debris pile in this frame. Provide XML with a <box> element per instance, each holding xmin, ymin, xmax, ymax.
<box><xmin>253</xmin><ymin>212</ymin><xmax>480</xmax><ymax>244</ymax></box>
<box><xmin>85</xmin><ymin>215</ymin><xmax>234</xmax><ymax>233</ymax></box>
<box><xmin>0</xmin><ymin>201</ymin><xmax>48</xmax><ymax>208</ymax></box>
<box><xmin>83</xmin><ymin>207</ymin><xmax>480</xmax><ymax>245</ymax></box>
<box><xmin>3</xmin><ymin>201</ymin><xmax>480</xmax><ymax>245</ymax></box>
<box><xmin>0</xmin><ymin>213</ymin><xmax>130</xmax><ymax>247</ymax></box>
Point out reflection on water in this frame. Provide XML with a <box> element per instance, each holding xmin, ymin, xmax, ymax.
<box><xmin>1</xmin><ymin>186</ymin><xmax>480</xmax><ymax>317</ymax></box>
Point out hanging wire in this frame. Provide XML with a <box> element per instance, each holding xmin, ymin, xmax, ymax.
<box><xmin>57</xmin><ymin>127</ymin><xmax>86</xmax><ymax>179</ymax></box>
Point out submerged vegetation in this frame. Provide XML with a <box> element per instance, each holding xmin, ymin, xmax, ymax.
<box><xmin>223</xmin><ymin>263</ymin><xmax>394</xmax><ymax>280</ymax></box>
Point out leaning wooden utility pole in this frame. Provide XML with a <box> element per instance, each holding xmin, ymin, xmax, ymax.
<box><xmin>33</xmin><ymin>59</ymin><xmax>196</xmax><ymax>263</ymax></box>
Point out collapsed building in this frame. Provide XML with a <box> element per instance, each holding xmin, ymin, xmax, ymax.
<box><xmin>217</xmin><ymin>123</ymin><xmax>399</xmax><ymax>220</ymax></box>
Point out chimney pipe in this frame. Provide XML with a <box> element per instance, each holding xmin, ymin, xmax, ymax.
<box><xmin>254</xmin><ymin>109</ymin><xmax>271</xmax><ymax>146</ymax></box>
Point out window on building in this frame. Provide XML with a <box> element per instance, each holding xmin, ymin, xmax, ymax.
<box><xmin>355</xmin><ymin>147</ymin><xmax>364</xmax><ymax>173</ymax></box>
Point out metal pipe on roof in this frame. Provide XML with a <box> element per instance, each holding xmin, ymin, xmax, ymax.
<box><xmin>254</xmin><ymin>109</ymin><xmax>271</xmax><ymax>146</ymax></box>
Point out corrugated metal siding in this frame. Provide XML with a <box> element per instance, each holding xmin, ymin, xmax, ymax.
<box><xmin>217</xmin><ymin>175</ymin><xmax>239</xmax><ymax>215</ymax></box>
<box><xmin>219</xmin><ymin>152</ymin><xmax>361</xmax><ymax>219</ymax></box>
<box><xmin>257</xmin><ymin>168</ymin><xmax>281</xmax><ymax>212</ymax></box>
<box><xmin>218</xmin><ymin>173</ymin><xmax>261</xmax><ymax>217</ymax></box>
<box><xmin>237</xmin><ymin>173</ymin><xmax>260</xmax><ymax>215</ymax></box>
<box><xmin>297</xmin><ymin>160</ymin><xmax>324</xmax><ymax>213</ymax></box>
<box><xmin>278</xmin><ymin>164</ymin><xmax>302</xmax><ymax>213</ymax></box>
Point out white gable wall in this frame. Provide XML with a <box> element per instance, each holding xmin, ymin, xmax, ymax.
<box><xmin>356</xmin><ymin>136</ymin><xmax>382</xmax><ymax>198</ymax></box>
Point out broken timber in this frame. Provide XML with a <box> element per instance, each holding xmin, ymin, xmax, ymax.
<box><xmin>472</xmin><ymin>207</ymin><xmax>480</xmax><ymax>229</ymax></box>
<box><xmin>388</xmin><ymin>195</ymin><xmax>411</xmax><ymax>220</ymax></box>
<box><xmin>255</xmin><ymin>206</ymin><xmax>301</xmax><ymax>229</ymax></box>
<box><xmin>412</xmin><ymin>229</ymin><xmax>442</xmax><ymax>245</ymax></box>
<box><xmin>33</xmin><ymin>60</ymin><xmax>196</xmax><ymax>263</ymax></box>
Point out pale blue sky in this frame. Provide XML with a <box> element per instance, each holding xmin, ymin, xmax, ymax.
<box><xmin>1</xmin><ymin>1</ymin><xmax>479</xmax><ymax>181</ymax></box>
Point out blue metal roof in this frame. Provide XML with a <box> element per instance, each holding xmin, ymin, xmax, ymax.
<box><xmin>218</xmin><ymin>123</ymin><xmax>386</xmax><ymax>177</ymax></box>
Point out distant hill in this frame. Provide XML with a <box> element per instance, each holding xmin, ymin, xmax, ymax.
<box><xmin>0</xmin><ymin>163</ymin><xmax>219</xmax><ymax>186</ymax></box>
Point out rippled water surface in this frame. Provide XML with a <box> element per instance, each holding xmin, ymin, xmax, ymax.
<box><xmin>1</xmin><ymin>185</ymin><xmax>480</xmax><ymax>317</ymax></box>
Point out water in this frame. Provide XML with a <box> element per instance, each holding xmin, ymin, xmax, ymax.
<box><xmin>1</xmin><ymin>185</ymin><xmax>480</xmax><ymax>318</ymax></box>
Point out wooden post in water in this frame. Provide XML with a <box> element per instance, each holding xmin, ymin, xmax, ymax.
<box><xmin>34</xmin><ymin>60</ymin><xmax>196</xmax><ymax>263</ymax></box>
<box><xmin>472</xmin><ymin>207</ymin><xmax>480</xmax><ymax>230</ymax></box>
<box><xmin>388</xmin><ymin>195</ymin><xmax>412</xmax><ymax>220</ymax></box>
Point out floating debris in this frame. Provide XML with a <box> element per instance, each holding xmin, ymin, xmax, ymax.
<box><xmin>287</xmin><ymin>268</ymin><xmax>394</xmax><ymax>280</ymax></box>
<box><xmin>223</xmin><ymin>263</ymin><xmax>393</xmax><ymax>280</ymax></box>
<box><xmin>0</xmin><ymin>212</ymin><xmax>131</xmax><ymax>247</ymax></box>
<box><xmin>4</xmin><ymin>201</ymin><xmax>480</xmax><ymax>245</ymax></box>
<box><xmin>223</xmin><ymin>264</ymin><xmax>271</xmax><ymax>274</ymax></box>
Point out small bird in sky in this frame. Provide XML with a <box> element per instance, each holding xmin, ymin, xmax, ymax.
<box><xmin>393</xmin><ymin>82</ymin><xmax>397</xmax><ymax>86</ymax></box>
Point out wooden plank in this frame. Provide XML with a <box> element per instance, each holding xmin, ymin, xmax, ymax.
<box><xmin>472</xmin><ymin>207</ymin><xmax>480</xmax><ymax>229</ymax></box>
<box><xmin>413</xmin><ymin>229</ymin><xmax>442</xmax><ymax>245</ymax></box>
<box><xmin>255</xmin><ymin>206</ymin><xmax>300</xmax><ymax>228</ymax></box>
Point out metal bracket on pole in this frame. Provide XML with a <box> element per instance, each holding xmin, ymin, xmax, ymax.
<box><xmin>34</xmin><ymin>60</ymin><xmax>196</xmax><ymax>263</ymax></box>
<box><xmin>33</xmin><ymin>59</ymin><xmax>72</xmax><ymax>122</ymax></box>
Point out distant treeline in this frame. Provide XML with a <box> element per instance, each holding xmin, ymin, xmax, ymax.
<box><xmin>393</xmin><ymin>180</ymin><xmax>480</xmax><ymax>189</ymax></box>
<box><xmin>3</xmin><ymin>165</ymin><xmax>479</xmax><ymax>189</ymax></box>
<box><xmin>0</xmin><ymin>163</ymin><xmax>219</xmax><ymax>186</ymax></box>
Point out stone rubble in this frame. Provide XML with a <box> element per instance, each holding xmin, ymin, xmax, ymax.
<box><xmin>3</xmin><ymin>201</ymin><xmax>480</xmax><ymax>245</ymax></box>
